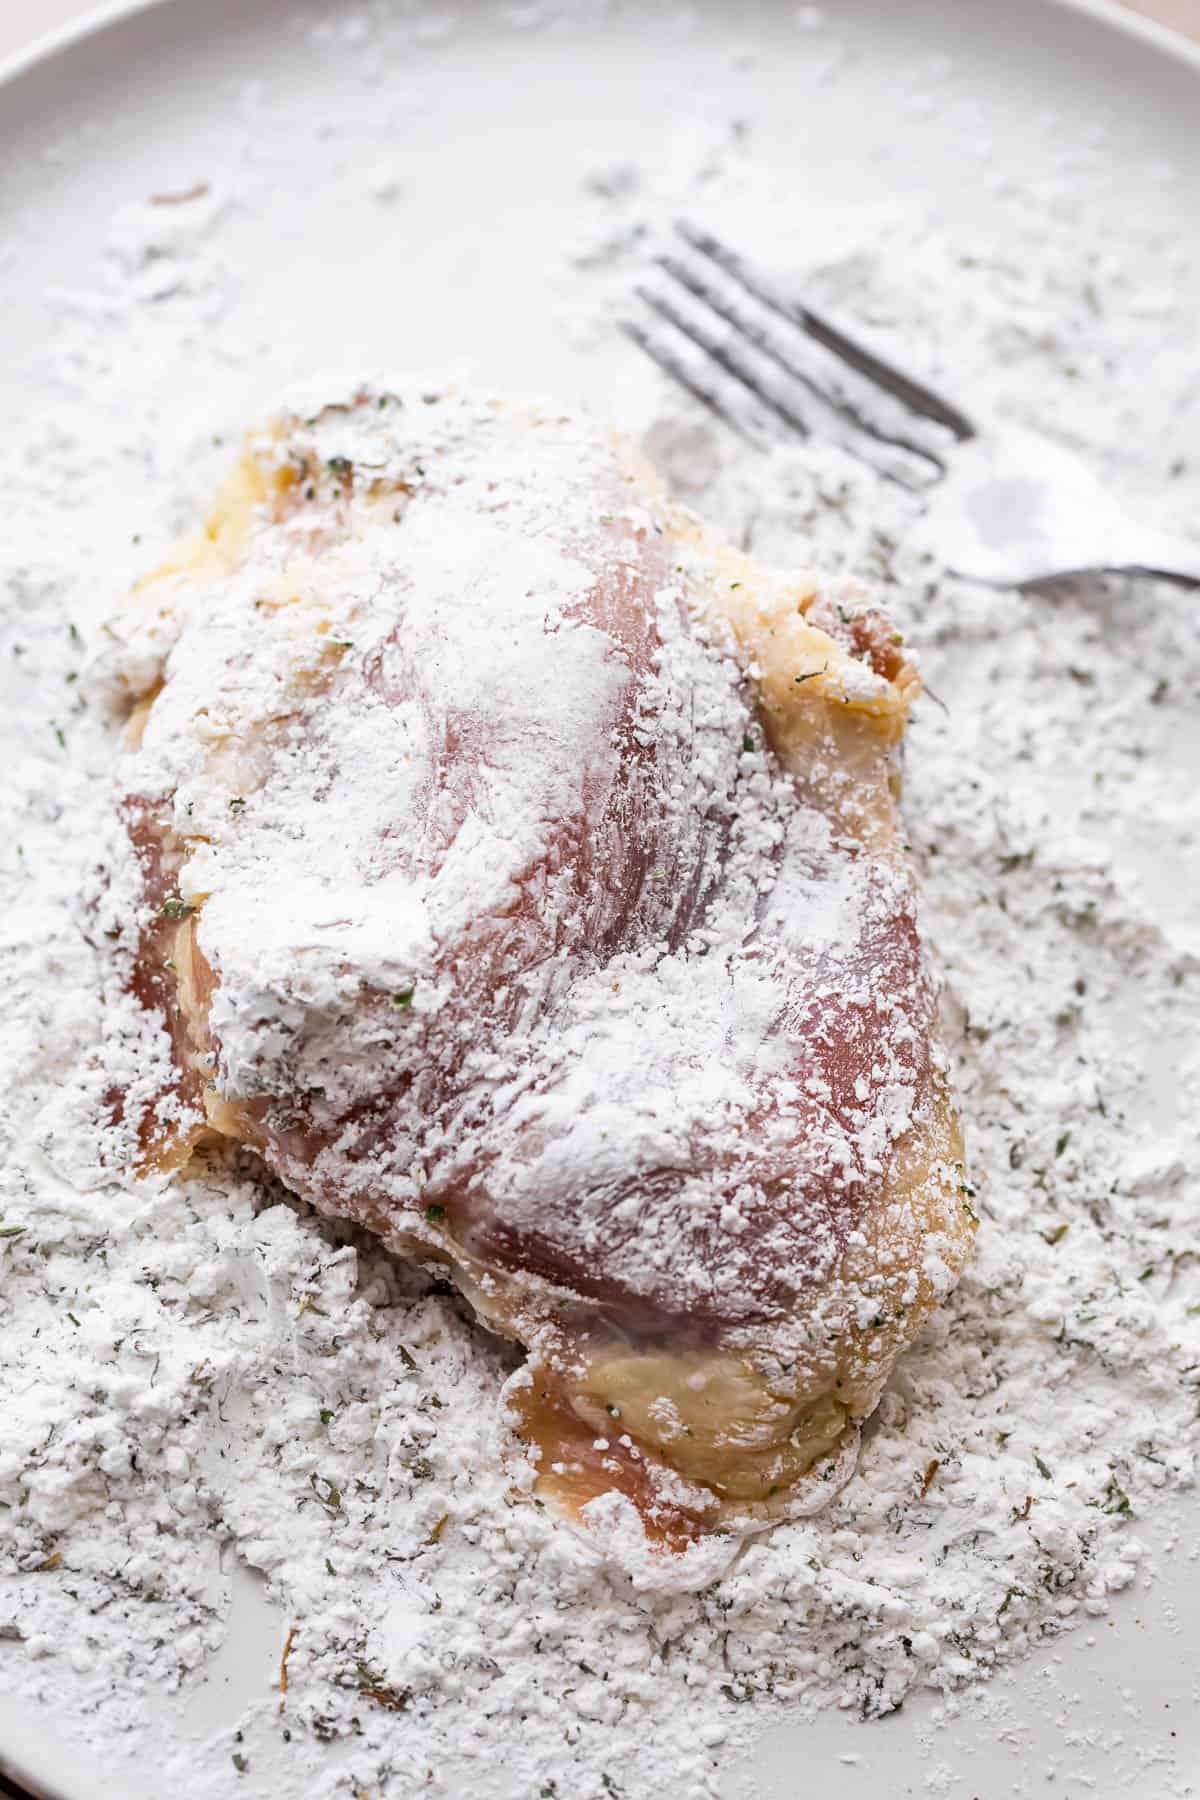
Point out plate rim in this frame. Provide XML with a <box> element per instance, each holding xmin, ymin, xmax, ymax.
<box><xmin>3</xmin><ymin>0</ymin><xmax>1200</xmax><ymax>95</ymax></box>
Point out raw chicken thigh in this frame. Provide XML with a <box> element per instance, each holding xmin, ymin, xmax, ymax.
<box><xmin>102</xmin><ymin>386</ymin><xmax>973</xmax><ymax>1556</ymax></box>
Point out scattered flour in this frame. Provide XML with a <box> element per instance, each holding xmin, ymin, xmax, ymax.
<box><xmin>1</xmin><ymin>5</ymin><xmax>1199</xmax><ymax>1799</ymax></box>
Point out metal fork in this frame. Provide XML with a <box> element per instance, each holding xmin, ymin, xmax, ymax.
<box><xmin>624</xmin><ymin>221</ymin><xmax>1200</xmax><ymax>589</ymax></box>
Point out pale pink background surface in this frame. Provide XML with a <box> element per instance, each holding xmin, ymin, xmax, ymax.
<box><xmin>3</xmin><ymin>0</ymin><xmax>1200</xmax><ymax>62</ymax></box>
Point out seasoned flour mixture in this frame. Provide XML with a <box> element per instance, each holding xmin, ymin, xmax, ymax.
<box><xmin>1</xmin><ymin>9</ymin><xmax>1199</xmax><ymax>1800</ymax></box>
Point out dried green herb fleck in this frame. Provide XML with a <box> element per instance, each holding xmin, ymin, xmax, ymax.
<box><xmin>1099</xmin><ymin>1474</ymin><xmax>1132</xmax><ymax>1516</ymax></box>
<box><xmin>309</xmin><ymin>1472</ymin><xmax>342</xmax><ymax>1513</ymax></box>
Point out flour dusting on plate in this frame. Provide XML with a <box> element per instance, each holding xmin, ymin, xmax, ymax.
<box><xmin>1</xmin><ymin>6</ymin><xmax>1199</xmax><ymax>1799</ymax></box>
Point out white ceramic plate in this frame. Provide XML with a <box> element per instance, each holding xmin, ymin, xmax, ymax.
<box><xmin>1</xmin><ymin>2</ymin><xmax>1199</xmax><ymax>1796</ymax></box>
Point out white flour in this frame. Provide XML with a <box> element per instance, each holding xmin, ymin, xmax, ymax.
<box><xmin>2</xmin><ymin>7</ymin><xmax>1200</xmax><ymax>1800</ymax></box>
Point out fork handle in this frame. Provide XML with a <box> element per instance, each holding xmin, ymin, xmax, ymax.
<box><xmin>1117</xmin><ymin>530</ymin><xmax>1200</xmax><ymax>589</ymax></box>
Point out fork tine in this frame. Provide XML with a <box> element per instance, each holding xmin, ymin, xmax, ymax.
<box><xmin>635</xmin><ymin>279</ymin><xmax>939</xmax><ymax>488</ymax></box>
<box><xmin>618</xmin><ymin>318</ymin><xmax>776</xmax><ymax>445</ymax></box>
<box><xmin>676</xmin><ymin>220</ymin><xmax>975</xmax><ymax>443</ymax></box>
<box><xmin>655</xmin><ymin>250</ymin><xmax>950</xmax><ymax>472</ymax></box>
<box><xmin>635</xmin><ymin>281</ymin><xmax>812</xmax><ymax>439</ymax></box>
